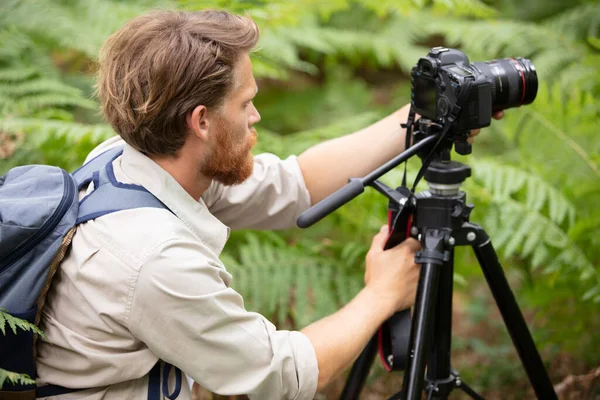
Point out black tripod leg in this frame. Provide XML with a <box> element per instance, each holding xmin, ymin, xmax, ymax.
<box><xmin>340</xmin><ymin>335</ymin><xmax>378</xmax><ymax>399</ymax></box>
<box><xmin>457</xmin><ymin>379</ymin><xmax>485</xmax><ymax>400</ymax></box>
<box><xmin>426</xmin><ymin>250</ymin><xmax>454</xmax><ymax>399</ymax></box>
<box><xmin>472</xmin><ymin>228</ymin><xmax>557</xmax><ymax>400</ymax></box>
<box><xmin>400</xmin><ymin>229</ymin><xmax>447</xmax><ymax>400</ymax></box>
<box><xmin>427</xmin><ymin>249</ymin><xmax>453</xmax><ymax>385</ymax></box>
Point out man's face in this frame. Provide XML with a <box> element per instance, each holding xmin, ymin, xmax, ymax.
<box><xmin>200</xmin><ymin>54</ymin><xmax>260</xmax><ymax>186</ymax></box>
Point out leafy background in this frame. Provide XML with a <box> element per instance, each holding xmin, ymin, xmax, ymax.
<box><xmin>1</xmin><ymin>0</ymin><xmax>599</xmax><ymax>398</ymax></box>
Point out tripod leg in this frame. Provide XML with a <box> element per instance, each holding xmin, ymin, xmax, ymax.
<box><xmin>427</xmin><ymin>249</ymin><xmax>453</xmax><ymax>385</ymax></box>
<box><xmin>471</xmin><ymin>228</ymin><xmax>557</xmax><ymax>400</ymax></box>
<box><xmin>400</xmin><ymin>229</ymin><xmax>447</xmax><ymax>400</ymax></box>
<box><xmin>426</xmin><ymin>250</ymin><xmax>454</xmax><ymax>400</ymax></box>
<box><xmin>456</xmin><ymin>379</ymin><xmax>485</xmax><ymax>400</ymax></box>
<box><xmin>340</xmin><ymin>335</ymin><xmax>378</xmax><ymax>400</ymax></box>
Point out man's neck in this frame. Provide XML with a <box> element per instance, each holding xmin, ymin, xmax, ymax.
<box><xmin>151</xmin><ymin>155</ymin><xmax>211</xmax><ymax>201</ymax></box>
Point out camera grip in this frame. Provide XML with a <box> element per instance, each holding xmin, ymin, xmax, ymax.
<box><xmin>297</xmin><ymin>178</ymin><xmax>364</xmax><ymax>228</ymax></box>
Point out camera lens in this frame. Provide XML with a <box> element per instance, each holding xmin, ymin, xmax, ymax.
<box><xmin>472</xmin><ymin>58</ymin><xmax>538</xmax><ymax>111</ymax></box>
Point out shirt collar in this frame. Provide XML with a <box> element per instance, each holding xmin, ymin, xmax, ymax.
<box><xmin>117</xmin><ymin>143</ymin><xmax>230</xmax><ymax>254</ymax></box>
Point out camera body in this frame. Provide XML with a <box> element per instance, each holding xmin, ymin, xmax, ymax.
<box><xmin>411</xmin><ymin>47</ymin><xmax>493</xmax><ymax>131</ymax></box>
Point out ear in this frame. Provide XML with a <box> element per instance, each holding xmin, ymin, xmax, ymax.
<box><xmin>187</xmin><ymin>105</ymin><xmax>211</xmax><ymax>142</ymax></box>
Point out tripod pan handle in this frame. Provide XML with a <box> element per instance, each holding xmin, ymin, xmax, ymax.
<box><xmin>297</xmin><ymin>178</ymin><xmax>364</xmax><ymax>228</ymax></box>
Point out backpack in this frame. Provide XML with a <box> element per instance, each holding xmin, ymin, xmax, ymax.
<box><xmin>0</xmin><ymin>146</ymin><xmax>182</xmax><ymax>399</ymax></box>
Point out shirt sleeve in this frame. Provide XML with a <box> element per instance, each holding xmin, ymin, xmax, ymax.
<box><xmin>203</xmin><ymin>153</ymin><xmax>312</xmax><ymax>230</ymax></box>
<box><xmin>128</xmin><ymin>236</ymin><xmax>319</xmax><ymax>400</ymax></box>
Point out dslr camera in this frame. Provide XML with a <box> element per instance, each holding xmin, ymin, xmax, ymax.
<box><xmin>411</xmin><ymin>47</ymin><xmax>538</xmax><ymax>132</ymax></box>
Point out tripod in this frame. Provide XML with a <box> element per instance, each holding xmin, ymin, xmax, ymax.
<box><xmin>297</xmin><ymin>123</ymin><xmax>558</xmax><ymax>400</ymax></box>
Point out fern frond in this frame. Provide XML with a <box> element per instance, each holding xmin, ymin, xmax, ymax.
<box><xmin>254</xmin><ymin>111</ymin><xmax>381</xmax><ymax>157</ymax></box>
<box><xmin>490</xmin><ymin>83</ymin><xmax>600</xmax><ymax>188</ymax></box>
<box><xmin>471</xmin><ymin>159</ymin><xmax>576</xmax><ymax>227</ymax></box>
<box><xmin>7</xmin><ymin>94</ymin><xmax>97</xmax><ymax>115</ymax></box>
<box><xmin>418</xmin><ymin>16</ymin><xmax>593</xmax><ymax>90</ymax></box>
<box><xmin>0</xmin><ymin>309</ymin><xmax>44</xmax><ymax>337</ymax></box>
<box><xmin>0</xmin><ymin>368</ymin><xmax>35</xmax><ymax>390</ymax></box>
<box><xmin>474</xmin><ymin>196</ymin><xmax>597</xmax><ymax>289</ymax></box>
<box><xmin>568</xmin><ymin>210</ymin><xmax>600</xmax><ymax>242</ymax></box>
<box><xmin>0</xmin><ymin>79</ymin><xmax>83</xmax><ymax>98</ymax></box>
<box><xmin>2</xmin><ymin>0</ymin><xmax>174</xmax><ymax>59</ymax></box>
<box><xmin>280</xmin><ymin>21</ymin><xmax>430</xmax><ymax>72</ymax></box>
<box><xmin>0</xmin><ymin>118</ymin><xmax>114</xmax><ymax>143</ymax></box>
<box><xmin>0</xmin><ymin>30</ymin><xmax>99</xmax><ymax>117</ymax></box>
<box><xmin>0</xmin><ymin>67</ymin><xmax>38</xmax><ymax>82</ymax></box>
<box><xmin>181</xmin><ymin>0</ymin><xmax>496</xmax><ymax>21</ymax></box>
<box><xmin>465</xmin><ymin>158</ymin><xmax>599</xmax><ymax>302</ymax></box>
<box><xmin>544</xmin><ymin>2</ymin><xmax>600</xmax><ymax>42</ymax></box>
<box><xmin>183</xmin><ymin>0</ymin><xmax>492</xmax><ymax>77</ymax></box>
<box><xmin>255</xmin><ymin>28</ymin><xmax>320</xmax><ymax>77</ymax></box>
<box><xmin>428</xmin><ymin>0</ymin><xmax>497</xmax><ymax>18</ymax></box>
<box><xmin>225</xmin><ymin>232</ymin><xmax>363</xmax><ymax>328</ymax></box>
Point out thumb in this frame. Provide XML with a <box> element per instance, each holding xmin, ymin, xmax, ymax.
<box><xmin>370</xmin><ymin>225</ymin><xmax>389</xmax><ymax>252</ymax></box>
<box><xmin>400</xmin><ymin>237</ymin><xmax>422</xmax><ymax>253</ymax></box>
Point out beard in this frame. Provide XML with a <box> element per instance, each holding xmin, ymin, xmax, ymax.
<box><xmin>199</xmin><ymin>117</ymin><xmax>257</xmax><ymax>186</ymax></box>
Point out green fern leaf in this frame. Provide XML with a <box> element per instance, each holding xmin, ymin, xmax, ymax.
<box><xmin>0</xmin><ymin>309</ymin><xmax>44</xmax><ymax>337</ymax></box>
<box><xmin>0</xmin><ymin>118</ymin><xmax>114</xmax><ymax>143</ymax></box>
<box><xmin>228</xmin><ymin>232</ymin><xmax>363</xmax><ymax>328</ymax></box>
<box><xmin>472</xmin><ymin>159</ymin><xmax>577</xmax><ymax>227</ymax></box>
<box><xmin>0</xmin><ymin>67</ymin><xmax>38</xmax><ymax>82</ymax></box>
<box><xmin>0</xmin><ymin>368</ymin><xmax>35</xmax><ymax>390</ymax></box>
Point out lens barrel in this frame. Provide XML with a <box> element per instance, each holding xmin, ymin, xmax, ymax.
<box><xmin>472</xmin><ymin>58</ymin><xmax>538</xmax><ymax>111</ymax></box>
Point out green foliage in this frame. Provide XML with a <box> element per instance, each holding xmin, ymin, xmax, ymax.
<box><xmin>0</xmin><ymin>309</ymin><xmax>44</xmax><ymax>389</ymax></box>
<box><xmin>0</xmin><ymin>368</ymin><xmax>35</xmax><ymax>390</ymax></box>
<box><xmin>223</xmin><ymin>232</ymin><xmax>364</xmax><ymax>328</ymax></box>
<box><xmin>180</xmin><ymin>0</ymin><xmax>496</xmax><ymax>79</ymax></box>
<box><xmin>419</xmin><ymin>1</ymin><xmax>600</xmax><ymax>95</ymax></box>
<box><xmin>0</xmin><ymin>0</ymin><xmax>172</xmax><ymax>174</ymax></box>
<box><xmin>1</xmin><ymin>0</ymin><xmax>599</xmax><ymax>395</ymax></box>
<box><xmin>0</xmin><ymin>309</ymin><xmax>44</xmax><ymax>337</ymax></box>
<box><xmin>456</xmin><ymin>82</ymin><xmax>600</xmax><ymax>363</ymax></box>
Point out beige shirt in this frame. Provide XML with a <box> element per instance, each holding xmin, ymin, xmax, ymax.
<box><xmin>36</xmin><ymin>137</ymin><xmax>318</xmax><ymax>399</ymax></box>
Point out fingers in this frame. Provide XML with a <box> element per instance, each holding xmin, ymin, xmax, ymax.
<box><xmin>467</xmin><ymin>128</ymin><xmax>481</xmax><ymax>144</ymax></box>
<box><xmin>370</xmin><ymin>225</ymin><xmax>423</xmax><ymax>256</ymax></box>
<box><xmin>369</xmin><ymin>225</ymin><xmax>389</xmax><ymax>252</ymax></box>
<box><xmin>467</xmin><ymin>112</ymin><xmax>504</xmax><ymax>143</ymax></box>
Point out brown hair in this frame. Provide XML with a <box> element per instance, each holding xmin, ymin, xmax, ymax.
<box><xmin>96</xmin><ymin>9</ymin><xmax>259</xmax><ymax>156</ymax></box>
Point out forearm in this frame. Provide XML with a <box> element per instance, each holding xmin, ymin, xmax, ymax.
<box><xmin>300</xmin><ymin>286</ymin><xmax>394</xmax><ymax>391</ymax></box>
<box><xmin>297</xmin><ymin>104</ymin><xmax>412</xmax><ymax>204</ymax></box>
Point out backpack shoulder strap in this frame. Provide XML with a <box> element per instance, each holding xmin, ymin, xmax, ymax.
<box><xmin>72</xmin><ymin>146</ymin><xmax>124</xmax><ymax>191</ymax></box>
<box><xmin>73</xmin><ymin>146</ymin><xmax>171</xmax><ymax>225</ymax></box>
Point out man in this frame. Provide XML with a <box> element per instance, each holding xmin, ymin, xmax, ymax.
<box><xmin>36</xmin><ymin>9</ymin><xmax>500</xmax><ymax>399</ymax></box>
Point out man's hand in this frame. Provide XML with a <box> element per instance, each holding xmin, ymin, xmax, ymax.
<box><xmin>467</xmin><ymin>111</ymin><xmax>504</xmax><ymax>144</ymax></box>
<box><xmin>364</xmin><ymin>226</ymin><xmax>422</xmax><ymax>315</ymax></box>
<box><xmin>300</xmin><ymin>225</ymin><xmax>422</xmax><ymax>391</ymax></box>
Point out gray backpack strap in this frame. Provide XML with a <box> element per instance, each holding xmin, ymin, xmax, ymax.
<box><xmin>74</xmin><ymin>146</ymin><xmax>171</xmax><ymax>225</ymax></box>
<box><xmin>72</xmin><ymin>146</ymin><xmax>124</xmax><ymax>191</ymax></box>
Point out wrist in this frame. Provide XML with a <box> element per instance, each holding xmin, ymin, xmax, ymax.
<box><xmin>361</xmin><ymin>285</ymin><xmax>397</xmax><ymax>321</ymax></box>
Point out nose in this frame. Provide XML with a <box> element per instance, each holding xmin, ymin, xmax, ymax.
<box><xmin>249</xmin><ymin>103</ymin><xmax>261</xmax><ymax>126</ymax></box>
